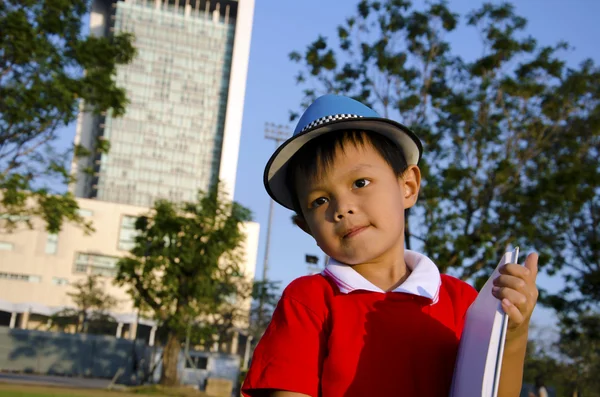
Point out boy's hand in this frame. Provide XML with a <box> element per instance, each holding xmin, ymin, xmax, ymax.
<box><xmin>492</xmin><ymin>252</ymin><xmax>539</xmax><ymax>333</ymax></box>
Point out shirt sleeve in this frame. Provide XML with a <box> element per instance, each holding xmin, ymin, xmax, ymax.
<box><xmin>241</xmin><ymin>292</ymin><xmax>328</xmax><ymax>397</ymax></box>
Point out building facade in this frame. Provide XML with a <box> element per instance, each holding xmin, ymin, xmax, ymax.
<box><xmin>0</xmin><ymin>198</ymin><xmax>259</xmax><ymax>341</ymax></box>
<box><xmin>72</xmin><ymin>0</ymin><xmax>254</xmax><ymax>206</ymax></box>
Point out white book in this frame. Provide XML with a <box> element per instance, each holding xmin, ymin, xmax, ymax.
<box><xmin>450</xmin><ymin>247</ymin><xmax>520</xmax><ymax>397</ymax></box>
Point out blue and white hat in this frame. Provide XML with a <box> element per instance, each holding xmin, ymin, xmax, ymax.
<box><xmin>264</xmin><ymin>94</ymin><xmax>423</xmax><ymax>210</ymax></box>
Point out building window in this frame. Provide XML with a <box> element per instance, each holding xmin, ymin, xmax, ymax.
<box><xmin>77</xmin><ymin>208</ymin><xmax>94</xmax><ymax>217</ymax></box>
<box><xmin>185</xmin><ymin>355</ymin><xmax>208</xmax><ymax>370</ymax></box>
<box><xmin>0</xmin><ymin>272</ymin><xmax>41</xmax><ymax>283</ymax></box>
<box><xmin>52</xmin><ymin>277</ymin><xmax>69</xmax><ymax>286</ymax></box>
<box><xmin>74</xmin><ymin>253</ymin><xmax>120</xmax><ymax>277</ymax></box>
<box><xmin>0</xmin><ymin>242</ymin><xmax>14</xmax><ymax>251</ymax></box>
<box><xmin>45</xmin><ymin>233</ymin><xmax>59</xmax><ymax>254</ymax></box>
<box><xmin>118</xmin><ymin>215</ymin><xmax>139</xmax><ymax>251</ymax></box>
<box><xmin>0</xmin><ymin>214</ymin><xmax>30</xmax><ymax>222</ymax></box>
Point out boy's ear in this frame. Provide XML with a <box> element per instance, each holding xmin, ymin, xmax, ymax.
<box><xmin>292</xmin><ymin>214</ymin><xmax>312</xmax><ymax>236</ymax></box>
<box><xmin>400</xmin><ymin>165</ymin><xmax>421</xmax><ymax>209</ymax></box>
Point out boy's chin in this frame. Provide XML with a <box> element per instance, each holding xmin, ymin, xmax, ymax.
<box><xmin>328</xmin><ymin>251</ymin><xmax>380</xmax><ymax>266</ymax></box>
<box><xmin>327</xmin><ymin>242</ymin><xmax>404</xmax><ymax>265</ymax></box>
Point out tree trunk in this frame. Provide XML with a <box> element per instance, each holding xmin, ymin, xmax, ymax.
<box><xmin>160</xmin><ymin>331</ymin><xmax>180</xmax><ymax>386</ymax></box>
<box><xmin>78</xmin><ymin>312</ymin><xmax>87</xmax><ymax>333</ymax></box>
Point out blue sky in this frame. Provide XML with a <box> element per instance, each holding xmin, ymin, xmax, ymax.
<box><xmin>60</xmin><ymin>0</ymin><xmax>598</xmax><ymax>329</ymax></box>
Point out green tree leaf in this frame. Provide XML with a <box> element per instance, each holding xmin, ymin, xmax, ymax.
<box><xmin>0</xmin><ymin>0</ymin><xmax>136</xmax><ymax>233</ymax></box>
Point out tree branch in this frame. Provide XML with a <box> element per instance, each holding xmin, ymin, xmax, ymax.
<box><xmin>130</xmin><ymin>270</ymin><xmax>163</xmax><ymax>318</ymax></box>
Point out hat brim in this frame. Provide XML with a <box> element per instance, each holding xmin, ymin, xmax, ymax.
<box><xmin>263</xmin><ymin>117</ymin><xmax>423</xmax><ymax>211</ymax></box>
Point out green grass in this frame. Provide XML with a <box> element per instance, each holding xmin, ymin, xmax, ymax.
<box><xmin>0</xmin><ymin>392</ymin><xmax>88</xmax><ymax>397</ymax></box>
<box><xmin>0</xmin><ymin>388</ymin><xmax>113</xmax><ymax>397</ymax></box>
<box><xmin>0</xmin><ymin>385</ymin><xmax>126</xmax><ymax>397</ymax></box>
<box><xmin>0</xmin><ymin>384</ymin><xmax>209</xmax><ymax>397</ymax></box>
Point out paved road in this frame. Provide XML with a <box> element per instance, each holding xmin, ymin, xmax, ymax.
<box><xmin>0</xmin><ymin>372</ymin><xmax>112</xmax><ymax>389</ymax></box>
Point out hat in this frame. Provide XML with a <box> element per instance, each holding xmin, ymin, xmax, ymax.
<box><xmin>263</xmin><ymin>94</ymin><xmax>423</xmax><ymax>210</ymax></box>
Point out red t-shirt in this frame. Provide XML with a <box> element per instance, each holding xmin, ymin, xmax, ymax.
<box><xmin>242</xmin><ymin>252</ymin><xmax>478</xmax><ymax>397</ymax></box>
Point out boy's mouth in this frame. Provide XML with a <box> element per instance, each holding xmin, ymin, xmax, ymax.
<box><xmin>343</xmin><ymin>225</ymin><xmax>369</xmax><ymax>239</ymax></box>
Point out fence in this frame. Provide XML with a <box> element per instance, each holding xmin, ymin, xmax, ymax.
<box><xmin>0</xmin><ymin>326</ymin><xmax>241</xmax><ymax>391</ymax></box>
<box><xmin>0</xmin><ymin>326</ymin><xmax>151</xmax><ymax>382</ymax></box>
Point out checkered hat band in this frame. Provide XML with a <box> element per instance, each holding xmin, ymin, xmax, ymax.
<box><xmin>300</xmin><ymin>114</ymin><xmax>363</xmax><ymax>133</ymax></box>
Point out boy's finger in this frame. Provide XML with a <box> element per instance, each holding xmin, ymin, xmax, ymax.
<box><xmin>493</xmin><ymin>274</ymin><xmax>527</xmax><ymax>294</ymax></box>
<box><xmin>498</xmin><ymin>264</ymin><xmax>530</xmax><ymax>279</ymax></box>
<box><xmin>499</xmin><ymin>252</ymin><xmax>539</xmax><ymax>279</ymax></box>
<box><xmin>502</xmin><ymin>299</ymin><xmax>524</xmax><ymax>326</ymax></box>
<box><xmin>492</xmin><ymin>287</ymin><xmax>528</xmax><ymax>312</ymax></box>
<box><xmin>524</xmin><ymin>252</ymin><xmax>539</xmax><ymax>279</ymax></box>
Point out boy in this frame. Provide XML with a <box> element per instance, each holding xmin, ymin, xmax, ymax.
<box><xmin>242</xmin><ymin>95</ymin><xmax>538</xmax><ymax>397</ymax></box>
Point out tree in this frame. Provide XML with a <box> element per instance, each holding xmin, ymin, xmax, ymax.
<box><xmin>556</xmin><ymin>313</ymin><xmax>600</xmax><ymax>396</ymax></box>
<box><xmin>0</xmin><ymin>0</ymin><xmax>136</xmax><ymax>233</ymax></box>
<box><xmin>523</xmin><ymin>338</ymin><xmax>565</xmax><ymax>396</ymax></box>
<box><xmin>115</xmin><ymin>184</ymin><xmax>253</xmax><ymax>386</ymax></box>
<box><xmin>523</xmin><ymin>315</ymin><xmax>600</xmax><ymax>397</ymax></box>
<box><xmin>289</xmin><ymin>0</ymin><xmax>599</xmax><ymax>298</ymax></box>
<box><xmin>51</xmin><ymin>274</ymin><xmax>118</xmax><ymax>334</ymax></box>
<box><xmin>185</xmin><ymin>279</ymin><xmax>255</xmax><ymax>354</ymax></box>
<box><xmin>540</xmin><ymin>87</ymin><xmax>600</xmax><ymax>314</ymax></box>
<box><xmin>249</xmin><ymin>279</ymin><xmax>281</xmax><ymax>340</ymax></box>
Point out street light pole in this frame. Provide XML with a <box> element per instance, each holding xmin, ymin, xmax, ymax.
<box><xmin>261</xmin><ymin>122</ymin><xmax>290</xmax><ymax>282</ymax></box>
<box><xmin>262</xmin><ymin>197</ymin><xmax>275</xmax><ymax>281</ymax></box>
<box><xmin>257</xmin><ymin>123</ymin><xmax>290</xmax><ymax>329</ymax></box>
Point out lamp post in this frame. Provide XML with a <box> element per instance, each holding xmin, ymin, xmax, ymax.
<box><xmin>261</xmin><ymin>123</ymin><xmax>291</xmax><ymax>281</ymax></box>
<box><xmin>257</xmin><ymin>122</ymin><xmax>290</xmax><ymax>328</ymax></box>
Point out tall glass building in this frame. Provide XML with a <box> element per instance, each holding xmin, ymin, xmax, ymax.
<box><xmin>72</xmin><ymin>0</ymin><xmax>254</xmax><ymax>206</ymax></box>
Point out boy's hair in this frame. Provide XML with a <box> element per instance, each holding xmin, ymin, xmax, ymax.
<box><xmin>286</xmin><ymin>130</ymin><xmax>409</xmax><ymax>217</ymax></box>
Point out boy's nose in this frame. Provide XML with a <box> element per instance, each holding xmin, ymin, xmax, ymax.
<box><xmin>334</xmin><ymin>198</ymin><xmax>356</xmax><ymax>220</ymax></box>
<box><xmin>335</xmin><ymin>209</ymin><xmax>354</xmax><ymax>220</ymax></box>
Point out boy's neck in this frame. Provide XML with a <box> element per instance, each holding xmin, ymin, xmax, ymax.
<box><xmin>350</xmin><ymin>246</ymin><xmax>411</xmax><ymax>292</ymax></box>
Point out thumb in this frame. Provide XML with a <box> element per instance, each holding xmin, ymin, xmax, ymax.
<box><xmin>524</xmin><ymin>252</ymin><xmax>539</xmax><ymax>278</ymax></box>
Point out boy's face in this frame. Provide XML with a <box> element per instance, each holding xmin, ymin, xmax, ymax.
<box><xmin>295</xmin><ymin>140</ymin><xmax>420</xmax><ymax>266</ymax></box>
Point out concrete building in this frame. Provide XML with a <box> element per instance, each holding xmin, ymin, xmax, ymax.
<box><xmin>0</xmin><ymin>198</ymin><xmax>260</xmax><ymax>346</ymax></box>
<box><xmin>72</xmin><ymin>0</ymin><xmax>254</xmax><ymax>206</ymax></box>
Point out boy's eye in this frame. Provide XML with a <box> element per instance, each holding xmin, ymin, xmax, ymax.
<box><xmin>311</xmin><ymin>197</ymin><xmax>329</xmax><ymax>208</ymax></box>
<box><xmin>352</xmin><ymin>179</ymin><xmax>370</xmax><ymax>189</ymax></box>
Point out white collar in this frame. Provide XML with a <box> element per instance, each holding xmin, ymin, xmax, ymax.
<box><xmin>322</xmin><ymin>250</ymin><xmax>441</xmax><ymax>303</ymax></box>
